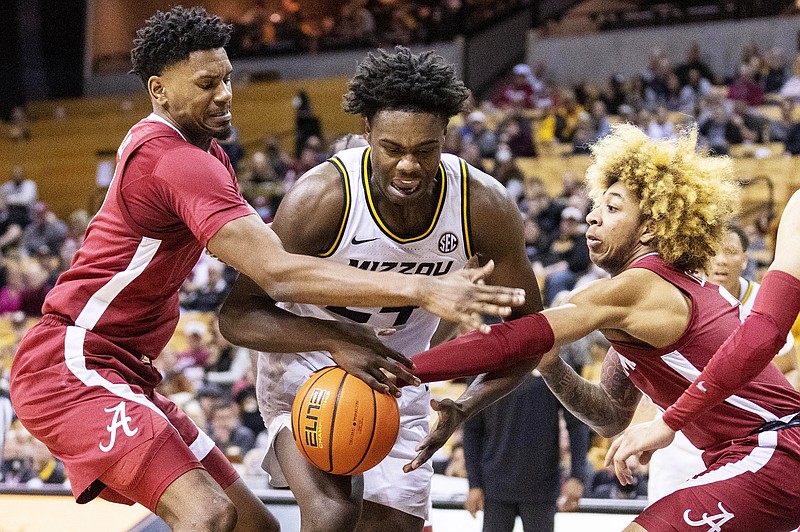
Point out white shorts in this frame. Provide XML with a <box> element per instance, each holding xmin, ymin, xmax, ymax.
<box><xmin>257</xmin><ymin>351</ymin><xmax>433</xmax><ymax>520</ymax></box>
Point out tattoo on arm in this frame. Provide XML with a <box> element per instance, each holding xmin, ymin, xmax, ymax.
<box><xmin>541</xmin><ymin>350</ymin><xmax>641</xmax><ymax>437</ymax></box>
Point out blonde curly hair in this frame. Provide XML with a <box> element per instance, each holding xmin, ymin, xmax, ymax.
<box><xmin>585</xmin><ymin>124</ymin><xmax>740</xmax><ymax>272</ymax></box>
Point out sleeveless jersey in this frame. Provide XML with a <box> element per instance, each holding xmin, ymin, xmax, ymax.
<box><xmin>42</xmin><ymin>115</ymin><xmax>253</xmax><ymax>361</ymax></box>
<box><xmin>610</xmin><ymin>254</ymin><xmax>800</xmax><ymax>457</ymax></box>
<box><xmin>278</xmin><ymin>146</ymin><xmax>473</xmax><ymax>356</ymax></box>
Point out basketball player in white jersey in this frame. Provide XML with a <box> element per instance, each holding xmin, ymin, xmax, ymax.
<box><xmin>219</xmin><ymin>47</ymin><xmax>544</xmax><ymax>531</ymax></box>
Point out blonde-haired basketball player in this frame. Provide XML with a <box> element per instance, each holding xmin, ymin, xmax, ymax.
<box><xmin>407</xmin><ymin>124</ymin><xmax>800</xmax><ymax>530</ymax></box>
<box><xmin>219</xmin><ymin>47</ymin><xmax>544</xmax><ymax>531</ymax></box>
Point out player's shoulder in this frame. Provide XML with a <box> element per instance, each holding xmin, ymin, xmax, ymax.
<box><xmin>272</xmin><ymin>160</ymin><xmax>346</xmax><ymax>243</ymax></box>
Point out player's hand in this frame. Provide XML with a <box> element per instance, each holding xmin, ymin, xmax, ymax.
<box><xmin>557</xmin><ymin>477</ymin><xmax>583</xmax><ymax>512</ymax></box>
<box><xmin>464</xmin><ymin>487</ymin><xmax>484</xmax><ymax>517</ymax></box>
<box><xmin>326</xmin><ymin>323</ymin><xmax>420</xmax><ymax>397</ymax></box>
<box><xmin>604</xmin><ymin>418</ymin><xmax>675</xmax><ymax>485</ymax></box>
<box><xmin>418</xmin><ymin>260</ymin><xmax>525</xmax><ymax>333</ymax></box>
<box><xmin>403</xmin><ymin>398</ymin><xmax>467</xmax><ymax>473</ymax></box>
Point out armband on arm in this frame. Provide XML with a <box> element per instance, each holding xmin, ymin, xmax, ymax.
<box><xmin>663</xmin><ymin>270</ymin><xmax>800</xmax><ymax>431</ymax></box>
<box><xmin>411</xmin><ymin>313</ymin><xmax>555</xmax><ymax>383</ymax></box>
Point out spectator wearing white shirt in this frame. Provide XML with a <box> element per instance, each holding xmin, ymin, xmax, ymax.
<box><xmin>2</xmin><ymin>165</ymin><xmax>37</xmax><ymax>226</ymax></box>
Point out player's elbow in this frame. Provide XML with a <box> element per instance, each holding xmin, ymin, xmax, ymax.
<box><xmin>218</xmin><ymin>302</ymin><xmax>249</xmax><ymax>346</ymax></box>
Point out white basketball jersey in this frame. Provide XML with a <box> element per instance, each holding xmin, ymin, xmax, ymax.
<box><xmin>279</xmin><ymin>146</ymin><xmax>473</xmax><ymax>356</ymax></box>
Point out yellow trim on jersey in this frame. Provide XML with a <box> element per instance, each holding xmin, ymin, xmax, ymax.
<box><xmin>460</xmin><ymin>158</ymin><xmax>473</xmax><ymax>258</ymax></box>
<box><xmin>319</xmin><ymin>156</ymin><xmax>351</xmax><ymax>257</ymax></box>
<box><xmin>740</xmin><ymin>279</ymin><xmax>755</xmax><ymax>305</ymax></box>
<box><xmin>362</xmin><ymin>147</ymin><xmax>447</xmax><ymax>243</ymax></box>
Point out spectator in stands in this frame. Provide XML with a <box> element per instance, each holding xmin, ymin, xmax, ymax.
<box><xmin>176</xmin><ymin>320</ymin><xmax>211</xmax><ymax>369</ymax></box>
<box><xmin>730</xmin><ymin>98</ymin><xmax>765</xmax><ymax>142</ymax></box>
<box><xmin>232</xmin><ymin>365</ymin><xmax>265</xmax><ymax>437</ymax></box>
<box><xmin>209</xmin><ymin>401</ymin><xmax>256</xmax><ymax>464</ymax></box>
<box><xmin>217</xmin><ymin>125</ymin><xmax>245</xmax><ymax>171</ymax></box>
<box><xmin>535</xmin><ymin>99</ymin><xmax>565</xmax><ymax>147</ymax></box>
<box><xmin>458</xmin><ymin>141</ymin><xmax>488</xmax><ymax>173</ymax></box>
<box><xmin>59</xmin><ymin>209</ymin><xmax>90</xmax><ymax>270</ymax></box>
<box><xmin>762</xmin><ymin>46</ymin><xmax>789</xmax><ymax>94</ymax></box>
<box><xmin>556</xmin><ymin>90</ymin><xmax>584</xmax><ymax>143</ymax></box>
<box><xmin>498</xmin><ymin>111</ymin><xmax>536</xmax><ymax>157</ymax></box>
<box><xmin>767</xmin><ymin>98</ymin><xmax>797</xmax><ymax>143</ymax></box>
<box><xmin>646</xmin><ymin>105</ymin><xmax>675</xmax><ymax>140</ymax></box>
<box><xmin>493</xmin><ymin>63</ymin><xmax>538</xmax><ymax>110</ymax></box>
<box><xmin>698</xmin><ymin>104</ymin><xmax>743</xmax><ymax>155</ymax></box>
<box><xmin>196</xmin><ymin>383</ymin><xmax>224</xmax><ymax>428</ymax></box>
<box><xmin>336</xmin><ymin>0</ymin><xmax>378</xmax><ymax>48</ymax></box>
<box><xmin>181</xmin><ymin>260</ymin><xmax>229</xmax><ymax>312</ymax></box>
<box><xmin>19</xmin><ymin>202</ymin><xmax>67</xmax><ymax>259</ymax></box>
<box><xmin>570</xmin><ymin>112</ymin><xmax>594</xmax><ymax>155</ymax></box>
<box><xmin>19</xmin><ymin>261</ymin><xmax>52</xmax><ymax>317</ymax></box>
<box><xmin>492</xmin><ymin>144</ymin><xmax>525</xmax><ymax>204</ymax></box>
<box><xmin>0</xmin><ymin>193</ymin><xmax>26</xmax><ymax>255</ymax></box>
<box><xmin>678</xmin><ymin>68</ymin><xmax>712</xmax><ymax>115</ymax></box>
<box><xmin>675</xmin><ymin>41</ymin><xmax>716</xmax><ymax>87</ymax></box>
<box><xmin>784</xmin><ymin>117</ymin><xmax>800</xmax><ymax>155</ymax></box>
<box><xmin>293</xmin><ymin>90</ymin><xmax>322</xmax><ymax>159</ymax></box>
<box><xmin>461</xmin><ymin>110</ymin><xmax>499</xmax><ymax>158</ymax></box>
<box><xmin>7</xmin><ymin>106</ymin><xmax>30</xmax><ymax>142</ymax></box>
<box><xmin>728</xmin><ymin>62</ymin><xmax>765</xmax><ymax>106</ymax></box>
<box><xmin>2</xmin><ymin>165</ymin><xmax>37</xmax><ymax>224</ymax></box>
<box><xmin>463</xmin><ymin>369</ymin><xmax>589</xmax><ymax>532</ymax></box>
<box><xmin>588</xmin><ymin>100</ymin><xmax>611</xmax><ymax>142</ymax></box>
<box><xmin>0</xmin><ymin>262</ymin><xmax>24</xmax><ymax>315</ymax></box>
<box><xmin>535</xmin><ymin>206</ymin><xmax>591</xmax><ymax>305</ymax></box>
<box><xmin>780</xmin><ymin>54</ymin><xmax>800</xmax><ymax>104</ymax></box>
<box><xmin>205</xmin><ymin>318</ymin><xmax>252</xmax><ymax>398</ymax></box>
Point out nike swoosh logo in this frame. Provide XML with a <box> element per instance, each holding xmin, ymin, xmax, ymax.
<box><xmin>697</xmin><ymin>381</ymin><xmax>706</xmax><ymax>393</ymax></box>
<box><xmin>351</xmin><ymin>236</ymin><xmax>379</xmax><ymax>245</ymax></box>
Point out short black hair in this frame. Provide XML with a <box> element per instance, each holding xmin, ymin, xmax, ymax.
<box><xmin>130</xmin><ymin>6</ymin><xmax>231</xmax><ymax>86</ymax></box>
<box><xmin>726</xmin><ymin>223</ymin><xmax>749</xmax><ymax>252</ymax></box>
<box><xmin>343</xmin><ymin>46</ymin><xmax>470</xmax><ymax>122</ymax></box>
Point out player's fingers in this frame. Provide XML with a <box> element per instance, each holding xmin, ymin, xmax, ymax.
<box><xmin>356</xmin><ymin>370</ymin><xmax>392</xmax><ymax>395</ymax></box>
<box><xmin>381</xmin><ymin>348</ymin><xmax>414</xmax><ymax>369</ymax></box>
<box><xmin>429</xmin><ymin>398</ymin><xmax>442</xmax><ymax>412</ymax></box>
<box><xmin>613</xmin><ymin>452</ymin><xmax>633</xmax><ymax>485</ymax></box>
<box><xmin>383</xmin><ymin>362</ymin><xmax>420</xmax><ymax>388</ymax></box>
<box><xmin>604</xmin><ymin>438</ymin><xmax>622</xmax><ymax>468</ymax></box>
<box><xmin>465</xmin><ymin>254</ymin><xmax>481</xmax><ymax>269</ymax></box>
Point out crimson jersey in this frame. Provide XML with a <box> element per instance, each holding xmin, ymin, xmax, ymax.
<box><xmin>610</xmin><ymin>254</ymin><xmax>800</xmax><ymax>458</ymax></box>
<box><xmin>44</xmin><ymin>115</ymin><xmax>253</xmax><ymax>360</ymax></box>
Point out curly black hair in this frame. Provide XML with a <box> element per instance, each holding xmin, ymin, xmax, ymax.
<box><xmin>343</xmin><ymin>46</ymin><xmax>470</xmax><ymax>122</ymax></box>
<box><xmin>129</xmin><ymin>6</ymin><xmax>231</xmax><ymax>86</ymax></box>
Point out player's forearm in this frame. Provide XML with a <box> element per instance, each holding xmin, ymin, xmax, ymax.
<box><xmin>663</xmin><ymin>269</ymin><xmax>800</xmax><ymax>431</ymax></box>
<box><xmin>539</xmin><ymin>357</ymin><xmax>634</xmax><ymax>438</ymax></box>
<box><xmin>219</xmin><ymin>293</ymin><xmax>351</xmax><ymax>354</ymax></box>
<box><xmin>410</xmin><ymin>313</ymin><xmax>554</xmax><ymax>383</ymax></box>
<box><xmin>454</xmin><ymin>359</ymin><xmax>538</xmax><ymax>419</ymax></box>
<box><xmin>254</xmin><ymin>252</ymin><xmax>422</xmax><ymax>308</ymax></box>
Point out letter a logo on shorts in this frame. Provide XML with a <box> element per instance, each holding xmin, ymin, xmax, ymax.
<box><xmin>99</xmin><ymin>401</ymin><xmax>139</xmax><ymax>453</ymax></box>
<box><xmin>683</xmin><ymin>502</ymin><xmax>734</xmax><ymax>532</ymax></box>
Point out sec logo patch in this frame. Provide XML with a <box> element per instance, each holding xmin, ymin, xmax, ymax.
<box><xmin>438</xmin><ymin>232</ymin><xmax>459</xmax><ymax>253</ymax></box>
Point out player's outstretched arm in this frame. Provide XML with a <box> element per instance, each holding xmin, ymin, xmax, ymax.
<box><xmin>219</xmin><ymin>274</ymin><xmax>419</xmax><ymax>396</ymax></box>
<box><xmin>661</xmin><ymin>189</ymin><xmax>800</xmax><ymax>433</ymax></box>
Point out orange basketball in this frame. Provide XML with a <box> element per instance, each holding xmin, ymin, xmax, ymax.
<box><xmin>291</xmin><ymin>366</ymin><xmax>400</xmax><ymax>475</ymax></box>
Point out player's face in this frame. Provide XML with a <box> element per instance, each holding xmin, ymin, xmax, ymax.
<box><xmin>706</xmin><ymin>230</ymin><xmax>747</xmax><ymax>296</ymax></box>
<box><xmin>153</xmin><ymin>48</ymin><xmax>233</xmax><ymax>149</ymax></box>
<box><xmin>366</xmin><ymin>110</ymin><xmax>446</xmax><ymax>205</ymax></box>
<box><xmin>585</xmin><ymin>181</ymin><xmax>650</xmax><ymax>276</ymax></box>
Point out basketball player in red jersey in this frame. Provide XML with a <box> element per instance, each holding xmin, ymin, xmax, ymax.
<box><xmin>403</xmin><ymin>124</ymin><xmax>800</xmax><ymax>531</ymax></box>
<box><xmin>217</xmin><ymin>47</ymin><xmax>544</xmax><ymax>531</ymax></box>
<box><xmin>7</xmin><ymin>8</ymin><xmax>525</xmax><ymax>532</ymax></box>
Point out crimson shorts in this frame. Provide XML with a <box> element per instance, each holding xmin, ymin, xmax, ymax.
<box><xmin>10</xmin><ymin>318</ymin><xmax>238</xmax><ymax>512</ymax></box>
<box><xmin>635</xmin><ymin>426</ymin><xmax>800</xmax><ymax>531</ymax></box>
